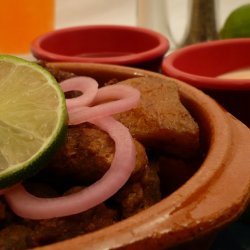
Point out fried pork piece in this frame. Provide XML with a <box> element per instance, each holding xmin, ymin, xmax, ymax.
<box><xmin>114</xmin><ymin>76</ymin><xmax>200</xmax><ymax>158</ymax></box>
<box><xmin>26</xmin><ymin>203</ymin><xmax>118</xmax><ymax>248</ymax></box>
<box><xmin>46</xmin><ymin>123</ymin><xmax>161</xmax><ymax>218</ymax></box>
<box><xmin>113</xmin><ymin>163</ymin><xmax>161</xmax><ymax>218</ymax></box>
<box><xmin>47</xmin><ymin>123</ymin><xmax>148</xmax><ymax>184</ymax></box>
<box><xmin>38</xmin><ymin>62</ymin><xmax>76</xmax><ymax>83</ymax></box>
<box><xmin>0</xmin><ymin>187</ymin><xmax>118</xmax><ymax>250</ymax></box>
<box><xmin>0</xmin><ymin>204</ymin><xmax>117</xmax><ymax>250</ymax></box>
<box><xmin>30</xmin><ymin>114</ymin><xmax>160</xmax><ymax>207</ymax></box>
<box><xmin>0</xmin><ymin>225</ymin><xmax>33</xmax><ymax>250</ymax></box>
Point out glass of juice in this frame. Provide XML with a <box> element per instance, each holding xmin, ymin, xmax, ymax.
<box><xmin>0</xmin><ymin>0</ymin><xmax>54</xmax><ymax>54</ymax></box>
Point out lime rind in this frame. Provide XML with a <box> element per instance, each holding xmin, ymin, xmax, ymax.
<box><xmin>220</xmin><ymin>4</ymin><xmax>250</xmax><ymax>39</ymax></box>
<box><xmin>0</xmin><ymin>55</ymin><xmax>67</xmax><ymax>188</ymax></box>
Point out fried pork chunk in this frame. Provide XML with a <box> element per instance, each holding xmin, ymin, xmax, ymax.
<box><xmin>46</xmin><ymin>123</ymin><xmax>161</xmax><ymax>218</ymax></box>
<box><xmin>0</xmin><ymin>198</ymin><xmax>118</xmax><ymax>249</ymax></box>
<box><xmin>114</xmin><ymin>163</ymin><xmax>160</xmax><ymax>218</ymax></box>
<box><xmin>47</xmin><ymin>123</ymin><xmax>148</xmax><ymax>184</ymax></box>
<box><xmin>115</xmin><ymin>76</ymin><xmax>200</xmax><ymax>158</ymax></box>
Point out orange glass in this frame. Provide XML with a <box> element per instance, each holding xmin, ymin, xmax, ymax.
<box><xmin>0</xmin><ymin>0</ymin><xmax>54</xmax><ymax>54</ymax></box>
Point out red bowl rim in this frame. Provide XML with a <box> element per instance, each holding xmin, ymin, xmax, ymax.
<box><xmin>162</xmin><ymin>38</ymin><xmax>250</xmax><ymax>91</ymax></box>
<box><xmin>31</xmin><ymin>24</ymin><xmax>169</xmax><ymax>65</ymax></box>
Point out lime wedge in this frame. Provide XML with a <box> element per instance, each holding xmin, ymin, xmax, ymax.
<box><xmin>0</xmin><ymin>55</ymin><xmax>67</xmax><ymax>188</ymax></box>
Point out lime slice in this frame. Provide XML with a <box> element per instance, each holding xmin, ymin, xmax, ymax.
<box><xmin>220</xmin><ymin>4</ymin><xmax>250</xmax><ymax>39</ymax></box>
<box><xmin>0</xmin><ymin>55</ymin><xmax>67</xmax><ymax>188</ymax></box>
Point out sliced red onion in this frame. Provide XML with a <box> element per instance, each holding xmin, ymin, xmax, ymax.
<box><xmin>4</xmin><ymin>76</ymin><xmax>140</xmax><ymax>219</ymax></box>
<box><xmin>68</xmin><ymin>84</ymin><xmax>140</xmax><ymax>125</ymax></box>
<box><xmin>4</xmin><ymin>116</ymin><xmax>136</xmax><ymax>219</ymax></box>
<box><xmin>60</xmin><ymin>76</ymin><xmax>98</xmax><ymax>109</ymax></box>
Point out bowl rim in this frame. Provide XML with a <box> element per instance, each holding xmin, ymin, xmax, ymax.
<box><xmin>31</xmin><ymin>24</ymin><xmax>169</xmax><ymax>65</ymax></box>
<box><xmin>162</xmin><ymin>38</ymin><xmax>250</xmax><ymax>91</ymax></box>
<box><xmin>42</xmin><ymin>62</ymin><xmax>250</xmax><ymax>250</ymax></box>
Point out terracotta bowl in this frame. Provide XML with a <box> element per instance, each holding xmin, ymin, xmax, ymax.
<box><xmin>161</xmin><ymin>38</ymin><xmax>250</xmax><ymax>126</ymax></box>
<box><xmin>30</xmin><ymin>25</ymin><xmax>169</xmax><ymax>72</ymax></box>
<box><xmin>39</xmin><ymin>63</ymin><xmax>250</xmax><ymax>250</ymax></box>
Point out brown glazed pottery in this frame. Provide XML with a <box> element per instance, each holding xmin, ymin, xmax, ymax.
<box><xmin>38</xmin><ymin>63</ymin><xmax>250</xmax><ymax>250</ymax></box>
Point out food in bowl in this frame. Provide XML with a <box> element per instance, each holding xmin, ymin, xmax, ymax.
<box><xmin>217</xmin><ymin>67</ymin><xmax>250</xmax><ymax>79</ymax></box>
<box><xmin>0</xmin><ymin>62</ymin><xmax>203</xmax><ymax>249</ymax></box>
<box><xmin>37</xmin><ymin>64</ymin><xmax>250</xmax><ymax>250</ymax></box>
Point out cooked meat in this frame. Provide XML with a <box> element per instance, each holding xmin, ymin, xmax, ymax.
<box><xmin>43</xmin><ymin>122</ymin><xmax>161</xmax><ymax>219</ymax></box>
<box><xmin>115</xmin><ymin>76</ymin><xmax>200</xmax><ymax>158</ymax></box>
<box><xmin>113</xmin><ymin>163</ymin><xmax>161</xmax><ymax>218</ymax></box>
<box><xmin>0</xmin><ymin>225</ymin><xmax>33</xmax><ymax>250</ymax></box>
<box><xmin>42</xmin><ymin>65</ymin><xmax>199</xmax><ymax>158</ymax></box>
<box><xmin>0</xmin><ymin>196</ymin><xmax>118</xmax><ymax>249</ymax></box>
<box><xmin>39</xmin><ymin>62</ymin><xmax>76</xmax><ymax>83</ymax></box>
<box><xmin>46</xmin><ymin>123</ymin><xmax>148</xmax><ymax>185</ymax></box>
<box><xmin>26</xmin><ymin>202</ymin><xmax>118</xmax><ymax>248</ymax></box>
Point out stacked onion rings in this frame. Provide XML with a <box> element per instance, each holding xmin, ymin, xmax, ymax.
<box><xmin>3</xmin><ymin>76</ymin><xmax>140</xmax><ymax>219</ymax></box>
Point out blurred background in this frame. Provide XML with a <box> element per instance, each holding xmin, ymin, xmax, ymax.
<box><xmin>55</xmin><ymin>0</ymin><xmax>250</xmax><ymax>37</ymax></box>
<box><xmin>4</xmin><ymin>0</ymin><xmax>250</xmax><ymax>58</ymax></box>
<box><xmin>55</xmin><ymin>0</ymin><xmax>250</xmax><ymax>28</ymax></box>
<box><xmin>56</xmin><ymin>0</ymin><xmax>250</xmax><ymax>52</ymax></box>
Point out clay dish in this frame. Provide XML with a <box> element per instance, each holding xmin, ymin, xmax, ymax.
<box><xmin>38</xmin><ymin>63</ymin><xmax>250</xmax><ymax>250</ymax></box>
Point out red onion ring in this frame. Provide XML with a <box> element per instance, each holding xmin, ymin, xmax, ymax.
<box><xmin>5</xmin><ymin>116</ymin><xmax>136</xmax><ymax>219</ymax></box>
<box><xmin>60</xmin><ymin>76</ymin><xmax>98</xmax><ymax>109</ymax></box>
<box><xmin>4</xmin><ymin>76</ymin><xmax>140</xmax><ymax>219</ymax></box>
<box><xmin>68</xmin><ymin>84</ymin><xmax>140</xmax><ymax>125</ymax></box>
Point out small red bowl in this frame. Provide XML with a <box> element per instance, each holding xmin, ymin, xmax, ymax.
<box><xmin>162</xmin><ymin>38</ymin><xmax>250</xmax><ymax>126</ymax></box>
<box><xmin>31</xmin><ymin>25</ymin><xmax>169</xmax><ymax>72</ymax></box>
